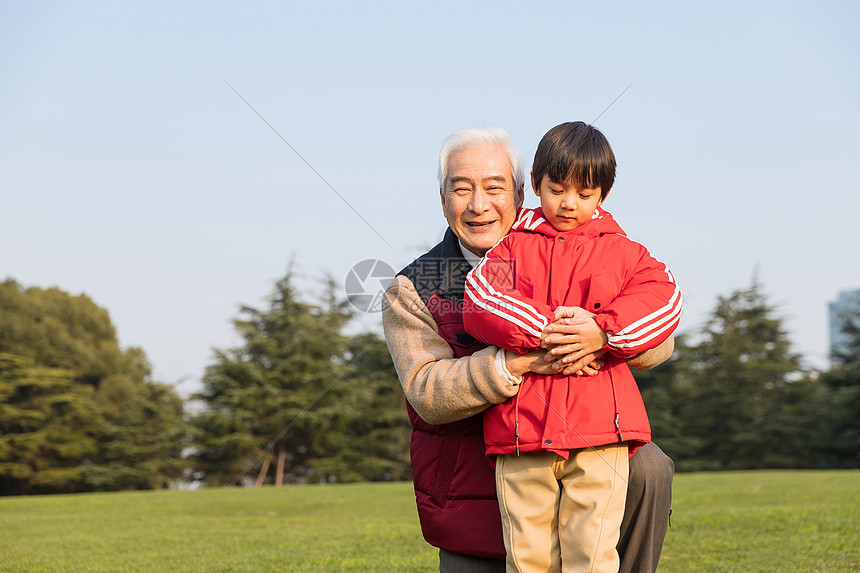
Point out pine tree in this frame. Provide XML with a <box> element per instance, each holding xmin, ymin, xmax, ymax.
<box><xmin>87</xmin><ymin>349</ymin><xmax>188</xmax><ymax>490</ymax></box>
<box><xmin>633</xmin><ymin>334</ymin><xmax>705</xmax><ymax>465</ymax></box>
<box><xmin>820</xmin><ymin>302</ymin><xmax>860</xmax><ymax>467</ymax></box>
<box><xmin>674</xmin><ymin>279</ymin><xmax>809</xmax><ymax>469</ymax></box>
<box><xmin>191</xmin><ymin>271</ymin><xmax>353</xmax><ymax>485</ymax></box>
<box><xmin>311</xmin><ymin>333</ymin><xmax>411</xmax><ymax>483</ymax></box>
<box><xmin>0</xmin><ymin>354</ymin><xmax>97</xmax><ymax>494</ymax></box>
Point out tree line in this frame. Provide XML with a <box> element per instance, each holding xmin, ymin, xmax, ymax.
<box><xmin>1</xmin><ymin>273</ymin><xmax>858</xmax><ymax>495</ymax></box>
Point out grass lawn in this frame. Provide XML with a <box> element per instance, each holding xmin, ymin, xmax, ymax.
<box><xmin>662</xmin><ymin>470</ymin><xmax>859</xmax><ymax>572</ymax></box>
<box><xmin>0</xmin><ymin>470</ymin><xmax>858</xmax><ymax>572</ymax></box>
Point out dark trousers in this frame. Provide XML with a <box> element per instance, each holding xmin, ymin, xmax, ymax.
<box><xmin>439</xmin><ymin>442</ymin><xmax>674</xmax><ymax>573</ymax></box>
<box><xmin>439</xmin><ymin>549</ymin><xmax>505</xmax><ymax>573</ymax></box>
<box><xmin>618</xmin><ymin>442</ymin><xmax>674</xmax><ymax>573</ymax></box>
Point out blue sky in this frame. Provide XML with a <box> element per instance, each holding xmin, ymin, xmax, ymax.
<box><xmin>2</xmin><ymin>1</ymin><xmax>858</xmax><ymax>395</ymax></box>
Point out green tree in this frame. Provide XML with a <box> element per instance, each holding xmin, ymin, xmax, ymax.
<box><xmin>191</xmin><ymin>271</ymin><xmax>353</xmax><ymax>486</ymax></box>
<box><xmin>829</xmin><ymin>294</ymin><xmax>860</xmax><ymax>368</ymax></box>
<box><xmin>86</xmin><ymin>349</ymin><xmax>188</xmax><ymax>490</ymax></box>
<box><xmin>636</xmin><ymin>280</ymin><xmax>856</xmax><ymax>471</ymax></box>
<box><xmin>311</xmin><ymin>333</ymin><xmax>411</xmax><ymax>483</ymax></box>
<box><xmin>0</xmin><ymin>354</ymin><xmax>97</xmax><ymax>495</ymax></box>
<box><xmin>0</xmin><ymin>279</ymin><xmax>188</xmax><ymax>494</ymax></box>
<box><xmin>191</xmin><ymin>270</ymin><xmax>414</xmax><ymax>486</ymax></box>
<box><xmin>819</xmin><ymin>302</ymin><xmax>860</xmax><ymax>467</ymax></box>
<box><xmin>674</xmin><ymin>280</ymin><xmax>811</xmax><ymax>470</ymax></box>
<box><xmin>633</xmin><ymin>334</ymin><xmax>705</xmax><ymax>465</ymax></box>
<box><xmin>0</xmin><ymin>279</ymin><xmax>123</xmax><ymax>386</ymax></box>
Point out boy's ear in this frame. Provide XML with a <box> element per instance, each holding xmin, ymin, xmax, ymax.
<box><xmin>530</xmin><ymin>171</ymin><xmax>540</xmax><ymax>196</ymax></box>
<box><xmin>598</xmin><ymin>187</ymin><xmax>610</xmax><ymax>206</ymax></box>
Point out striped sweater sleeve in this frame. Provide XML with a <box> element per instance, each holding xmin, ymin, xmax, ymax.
<box><xmin>462</xmin><ymin>239</ymin><xmax>554</xmax><ymax>354</ymax></box>
<box><xmin>593</xmin><ymin>243</ymin><xmax>682</xmax><ymax>358</ymax></box>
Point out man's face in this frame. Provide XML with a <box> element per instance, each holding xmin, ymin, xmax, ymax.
<box><xmin>440</xmin><ymin>143</ymin><xmax>523</xmax><ymax>256</ymax></box>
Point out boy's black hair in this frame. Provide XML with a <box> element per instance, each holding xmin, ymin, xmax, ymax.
<box><xmin>532</xmin><ymin>122</ymin><xmax>616</xmax><ymax>200</ymax></box>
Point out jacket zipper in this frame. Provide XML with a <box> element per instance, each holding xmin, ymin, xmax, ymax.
<box><xmin>610</xmin><ymin>367</ymin><xmax>623</xmax><ymax>442</ymax></box>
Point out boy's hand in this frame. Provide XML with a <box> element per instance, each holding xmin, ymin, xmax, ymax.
<box><xmin>540</xmin><ymin>309</ymin><xmax>609</xmax><ymax>371</ymax></box>
<box><xmin>512</xmin><ymin>307</ymin><xmax>609</xmax><ymax>377</ymax></box>
<box><xmin>542</xmin><ymin>305</ymin><xmax>592</xmax><ymax>337</ymax></box>
<box><xmin>539</xmin><ymin>305</ymin><xmax>596</xmax><ymax>347</ymax></box>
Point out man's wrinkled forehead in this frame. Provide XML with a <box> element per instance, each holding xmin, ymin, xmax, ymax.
<box><xmin>446</xmin><ymin>173</ymin><xmax>511</xmax><ymax>189</ymax></box>
<box><xmin>444</xmin><ymin>144</ymin><xmax>514</xmax><ymax>189</ymax></box>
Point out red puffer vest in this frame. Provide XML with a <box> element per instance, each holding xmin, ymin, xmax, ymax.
<box><xmin>397</xmin><ymin>228</ymin><xmax>505</xmax><ymax>559</ymax></box>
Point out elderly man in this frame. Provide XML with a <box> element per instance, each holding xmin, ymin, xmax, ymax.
<box><xmin>383</xmin><ymin>127</ymin><xmax>674</xmax><ymax>573</ymax></box>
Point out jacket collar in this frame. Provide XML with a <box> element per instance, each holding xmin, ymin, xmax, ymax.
<box><xmin>511</xmin><ymin>207</ymin><xmax>625</xmax><ymax>238</ymax></box>
<box><xmin>438</xmin><ymin>228</ymin><xmax>473</xmax><ymax>302</ymax></box>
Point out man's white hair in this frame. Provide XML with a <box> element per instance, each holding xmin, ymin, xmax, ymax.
<box><xmin>437</xmin><ymin>127</ymin><xmax>524</xmax><ymax>193</ymax></box>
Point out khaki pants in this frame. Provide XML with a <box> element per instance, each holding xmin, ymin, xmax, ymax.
<box><xmin>495</xmin><ymin>444</ymin><xmax>629</xmax><ymax>573</ymax></box>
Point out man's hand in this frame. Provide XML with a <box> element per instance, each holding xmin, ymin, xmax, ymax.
<box><xmin>504</xmin><ymin>348</ymin><xmax>561</xmax><ymax>377</ymax></box>
<box><xmin>562</xmin><ymin>352</ymin><xmax>606</xmax><ymax>376</ymax></box>
<box><xmin>505</xmin><ymin>347</ymin><xmax>604</xmax><ymax>377</ymax></box>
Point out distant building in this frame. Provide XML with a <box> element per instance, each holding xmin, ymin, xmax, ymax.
<box><xmin>828</xmin><ymin>288</ymin><xmax>860</xmax><ymax>363</ymax></box>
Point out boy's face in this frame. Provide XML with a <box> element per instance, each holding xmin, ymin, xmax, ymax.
<box><xmin>532</xmin><ymin>173</ymin><xmax>604</xmax><ymax>232</ymax></box>
<box><xmin>441</xmin><ymin>143</ymin><xmax>523</xmax><ymax>256</ymax></box>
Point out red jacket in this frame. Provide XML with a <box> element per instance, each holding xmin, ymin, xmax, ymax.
<box><xmin>463</xmin><ymin>207</ymin><xmax>682</xmax><ymax>456</ymax></box>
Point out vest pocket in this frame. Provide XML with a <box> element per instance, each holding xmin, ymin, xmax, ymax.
<box><xmin>429</xmin><ymin>431</ymin><xmax>461</xmax><ymax>507</ymax></box>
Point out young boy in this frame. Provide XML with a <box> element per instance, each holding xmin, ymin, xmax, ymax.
<box><xmin>462</xmin><ymin>121</ymin><xmax>682</xmax><ymax>573</ymax></box>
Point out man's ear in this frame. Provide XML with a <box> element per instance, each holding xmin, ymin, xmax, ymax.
<box><xmin>514</xmin><ymin>184</ymin><xmax>525</xmax><ymax>209</ymax></box>
<box><xmin>440</xmin><ymin>188</ymin><xmax>447</xmax><ymax>212</ymax></box>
